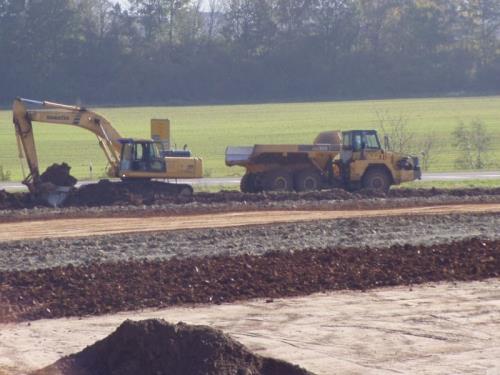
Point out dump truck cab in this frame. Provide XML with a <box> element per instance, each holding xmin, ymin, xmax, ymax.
<box><xmin>225</xmin><ymin>129</ymin><xmax>421</xmax><ymax>193</ymax></box>
<box><xmin>340</xmin><ymin>130</ymin><xmax>421</xmax><ymax>191</ymax></box>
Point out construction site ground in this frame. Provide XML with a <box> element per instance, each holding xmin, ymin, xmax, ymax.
<box><xmin>1</xmin><ymin>203</ymin><xmax>500</xmax><ymax>243</ymax></box>
<box><xmin>1</xmin><ymin>188</ymin><xmax>500</xmax><ymax>374</ymax></box>
<box><xmin>1</xmin><ymin>280</ymin><xmax>500</xmax><ymax>375</ymax></box>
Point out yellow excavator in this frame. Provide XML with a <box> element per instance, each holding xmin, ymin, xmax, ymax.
<box><xmin>12</xmin><ymin>98</ymin><xmax>203</xmax><ymax>204</ymax></box>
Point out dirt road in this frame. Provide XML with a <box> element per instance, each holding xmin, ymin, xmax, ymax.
<box><xmin>1</xmin><ymin>279</ymin><xmax>499</xmax><ymax>375</ymax></box>
<box><xmin>2</xmin><ymin>203</ymin><xmax>500</xmax><ymax>242</ymax></box>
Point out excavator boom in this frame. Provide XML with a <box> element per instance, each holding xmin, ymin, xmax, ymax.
<box><xmin>12</xmin><ymin>98</ymin><xmax>203</xmax><ymax>200</ymax></box>
<box><xmin>13</xmin><ymin>98</ymin><xmax>122</xmax><ymax>192</ymax></box>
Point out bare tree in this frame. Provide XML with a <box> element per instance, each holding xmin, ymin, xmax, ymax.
<box><xmin>452</xmin><ymin>119</ymin><xmax>492</xmax><ymax>169</ymax></box>
<box><xmin>415</xmin><ymin>133</ymin><xmax>439</xmax><ymax>171</ymax></box>
<box><xmin>375</xmin><ymin>110</ymin><xmax>414</xmax><ymax>153</ymax></box>
<box><xmin>375</xmin><ymin>110</ymin><xmax>439</xmax><ymax>170</ymax></box>
<box><xmin>207</xmin><ymin>0</ymin><xmax>224</xmax><ymax>40</ymax></box>
<box><xmin>177</xmin><ymin>0</ymin><xmax>203</xmax><ymax>43</ymax></box>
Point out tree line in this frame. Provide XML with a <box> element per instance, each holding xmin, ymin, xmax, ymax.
<box><xmin>1</xmin><ymin>0</ymin><xmax>499</xmax><ymax>105</ymax></box>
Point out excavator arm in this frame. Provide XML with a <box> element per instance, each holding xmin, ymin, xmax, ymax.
<box><xmin>12</xmin><ymin>98</ymin><xmax>123</xmax><ymax>193</ymax></box>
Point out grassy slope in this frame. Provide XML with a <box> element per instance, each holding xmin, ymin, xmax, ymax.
<box><xmin>0</xmin><ymin>96</ymin><xmax>499</xmax><ymax>181</ymax></box>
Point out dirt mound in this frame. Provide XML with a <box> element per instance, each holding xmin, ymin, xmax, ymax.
<box><xmin>0</xmin><ymin>164</ymin><xmax>77</xmax><ymax>210</ymax></box>
<box><xmin>32</xmin><ymin>183</ymin><xmax>500</xmax><ymax>208</ymax></box>
<box><xmin>3</xmin><ymin>178</ymin><xmax>500</xmax><ymax>211</ymax></box>
<box><xmin>389</xmin><ymin>187</ymin><xmax>500</xmax><ymax>198</ymax></box>
<box><xmin>64</xmin><ymin>181</ymin><xmax>358</xmax><ymax>207</ymax></box>
<box><xmin>2</xmin><ymin>238</ymin><xmax>499</xmax><ymax>323</ymax></box>
<box><xmin>33</xmin><ymin>319</ymin><xmax>312</xmax><ymax>375</ymax></box>
<box><xmin>66</xmin><ymin>179</ymin><xmax>190</xmax><ymax>206</ymax></box>
<box><xmin>40</xmin><ymin>163</ymin><xmax>77</xmax><ymax>187</ymax></box>
<box><xmin>63</xmin><ymin>184</ymin><xmax>500</xmax><ymax>208</ymax></box>
<box><xmin>0</xmin><ymin>190</ymin><xmax>33</xmax><ymax>209</ymax></box>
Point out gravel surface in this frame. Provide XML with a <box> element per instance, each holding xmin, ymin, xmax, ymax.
<box><xmin>1</xmin><ymin>212</ymin><xmax>500</xmax><ymax>271</ymax></box>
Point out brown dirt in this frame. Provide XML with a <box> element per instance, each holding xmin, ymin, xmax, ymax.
<box><xmin>0</xmin><ymin>204</ymin><xmax>499</xmax><ymax>242</ymax></box>
<box><xmin>62</xmin><ymin>183</ymin><xmax>500</xmax><ymax>206</ymax></box>
<box><xmin>1</xmin><ymin>237</ymin><xmax>499</xmax><ymax>323</ymax></box>
<box><xmin>3</xmin><ymin>280</ymin><xmax>500</xmax><ymax>375</ymax></box>
<box><xmin>0</xmin><ymin>164</ymin><xmax>77</xmax><ymax>210</ymax></box>
<box><xmin>32</xmin><ymin>319</ymin><xmax>312</xmax><ymax>375</ymax></box>
<box><xmin>0</xmin><ymin>190</ymin><xmax>33</xmax><ymax>210</ymax></box>
<box><xmin>2</xmin><ymin>177</ymin><xmax>500</xmax><ymax>211</ymax></box>
<box><xmin>39</xmin><ymin>163</ymin><xmax>77</xmax><ymax>187</ymax></box>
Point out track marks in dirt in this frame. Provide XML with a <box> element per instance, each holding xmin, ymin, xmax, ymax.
<box><xmin>1</xmin><ymin>204</ymin><xmax>500</xmax><ymax>241</ymax></box>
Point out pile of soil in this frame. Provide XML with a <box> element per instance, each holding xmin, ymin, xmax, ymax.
<box><xmin>33</xmin><ymin>319</ymin><xmax>312</xmax><ymax>375</ymax></box>
<box><xmin>390</xmin><ymin>187</ymin><xmax>500</xmax><ymax>198</ymax></box>
<box><xmin>65</xmin><ymin>180</ymin><xmax>358</xmax><ymax>207</ymax></box>
<box><xmin>40</xmin><ymin>163</ymin><xmax>77</xmax><ymax>187</ymax></box>
<box><xmin>0</xmin><ymin>190</ymin><xmax>34</xmax><ymax>209</ymax></box>
<box><xmin>62</xmin><ymin>183</ymin><xmax>500</xmax><ymax>207</ymax></box>
<box><xmin>2</xmin><ymin>177</ymin><xmax>500</xmax><ymax>210</ymax></box>
<box><xmin>65</xmin><ymin>180</ymin><xmax>191</xmax><ymax>206</ymax></box>
<box><xmin>0</xmin><ymin>163</ymin><xmax>78</xmax><ymax>209</ymax></box>
<box><xmin>1</xmin><ymin>238</ymin><xmax>499</xmax><ymax>323</ymax></box>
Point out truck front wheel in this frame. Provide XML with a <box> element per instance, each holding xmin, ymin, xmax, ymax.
<box><xmin>362</xmin><ymin>169</ymin><xmax>391</xmax><ymax>193</ymax></box>
<box><xmin>262</xmin><ymin>170</ymin><xmax>293</xmax><ymax>192</ymax></box>
<box><xmin>294</xmin><ymin>169</ymin><xmax>322</xmax><ymax>192</ymax></box>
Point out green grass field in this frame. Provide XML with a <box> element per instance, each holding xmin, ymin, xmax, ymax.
<box><xmin>1</xmin><ymin>96</ymin><xmax>499</xmax><ymax>181</ymax></box>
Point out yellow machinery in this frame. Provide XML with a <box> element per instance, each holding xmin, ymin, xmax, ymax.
<box><xmin>12</xmin><ymin>98</ymin><xmax>202</xmax><ymax>198</ymax></box>
<box><xmin>226</xmin><ymin>130</ymin><xmax>421</xmax><ymax>193</ymax></box>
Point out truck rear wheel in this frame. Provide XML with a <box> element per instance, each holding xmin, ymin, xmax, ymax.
<box><xmin>362</xmin><ymin>168</ymin><xmax>391</xmax><ymax>193</ymax></box>
<box><xmin>240</xmin><ymin>173</ymin><xmax>257</xmax><ymax>193</ymax></box>
<box><xmin>262</xmin><ymin>170</ymin><xmax>293</xmax><ymax>191</ymax></box>
<box><xmin>294</xmin><ymin>169</ymin><xmax>322</xmax><ymax>192</ymax></box>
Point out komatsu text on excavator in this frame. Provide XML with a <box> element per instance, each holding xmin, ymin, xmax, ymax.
<box><xmin>12</xmin><ymin>98</ymin><xmax>203</xmax><ymax>204</ymax></box>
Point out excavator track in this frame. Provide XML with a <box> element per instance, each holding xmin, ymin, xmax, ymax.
<box><xmin>64</xmin><ymin>179</ymin><xmax>194</xmax><ymax>206</ymax></box>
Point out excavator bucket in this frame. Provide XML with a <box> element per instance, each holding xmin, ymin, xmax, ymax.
<box><xmin>42</xmin><ymin>185</ymin><xmax>72</xmax><ymax>208</ymax></box>
<box><xmin>37</xmin><ymin>163</ymin><xmax>77</xmax><ymax>207</ymax></box>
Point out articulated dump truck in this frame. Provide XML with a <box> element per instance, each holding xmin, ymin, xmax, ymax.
<box><xmin>226</xmin><ymin>130</ymin><xmax>421</xmax><ymax>193</ymax></box>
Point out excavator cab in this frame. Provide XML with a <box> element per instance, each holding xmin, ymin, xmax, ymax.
<box><xmin>119</xmin><ymin>139</ymin><xmax>166</xmax><ymax>176</ymax></box>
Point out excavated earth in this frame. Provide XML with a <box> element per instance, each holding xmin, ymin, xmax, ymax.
<box><xmin>1</xmin><ymin>237</ymin><xmax>499</xmax><ymax>323</ymax></box>
<box><xmin>2</xmin><ymin>165</ymin><xmax>500</xmax><ymax>374</ymax></box>
<box><xmin>2</xmin><ymin>177</ymin><xmax>500</xmax><ymax>213</ymax></box>
<box><xmin>2</xmin><ymin>190</ymin><xmax>500</xmax><ymax>225</ymax></box>
<box><xmin>33</xmin><ymin>319</ymin><xmax>312</xmax><ymax>375</ymax></box>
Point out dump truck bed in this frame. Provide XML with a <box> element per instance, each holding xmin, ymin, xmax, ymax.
<box><xmin>225</xmin><ymin>144</ymin><xmax>342</xmax><ymax>166</ymax></box>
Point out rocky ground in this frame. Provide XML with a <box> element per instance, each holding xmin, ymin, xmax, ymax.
<box><xmin>1</xmin><ymin>212</ymin><xmax>499</xmax><ymax>272</ymax></box>
<box><xmin>2</xmin><ymin>184</ymin><xmax>500</xmax><ymax>374</ymax></box>
<box><xmin>1</xmin><ymin>237</ymin><xmax>499</xmax><ymax>323</ymax></box>
<box><xmin>3</xmin><ymin>184</ymin><xmax>500</xmax><ymax>217</ymax></box>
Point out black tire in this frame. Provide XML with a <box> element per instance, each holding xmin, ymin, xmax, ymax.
<box><xmin>240</xmin><ymin>173</ymin><xmax>256</xmax><ymax>193</ymax></box>
<box><xmin>362</xmin><ymin>168</ymin><xmax>391</xmax><ymax>193</ymax></box>
<box><xmin>262</xmin><ymin>169</ymin><xmax>293</xmax><ymax>192</ymax></box>
<box><xmin>294</xmin><ymin>169</ymin><xmax>322</xmax><ymax>192</ymax></box>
